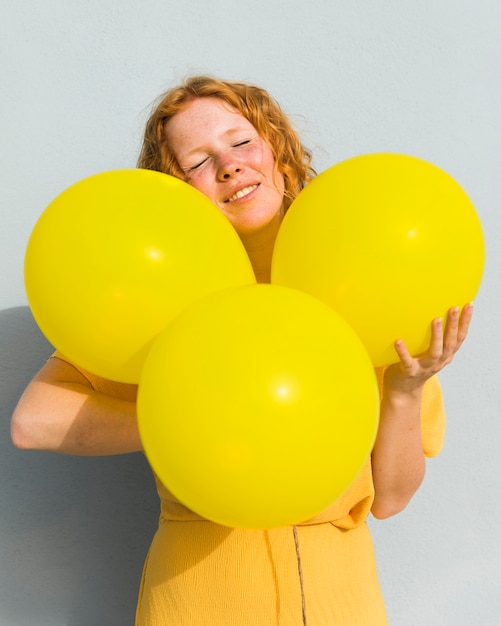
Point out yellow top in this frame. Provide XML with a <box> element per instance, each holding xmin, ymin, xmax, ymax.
<box><xmin>52</xmin><ymin>354</ymin><xmax>445</xmax><ymax>625</ymax></box>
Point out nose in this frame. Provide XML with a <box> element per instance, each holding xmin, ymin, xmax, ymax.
<box><xmin>216</xmin><ymin>154</ymin><xmax>242</xmax><ymax>181</ymax></box>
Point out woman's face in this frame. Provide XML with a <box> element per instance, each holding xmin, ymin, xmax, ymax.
<box><xmin>164</xmin><ymin>97</ymin><xmax>285</xmax><ymax>237</ymax></box>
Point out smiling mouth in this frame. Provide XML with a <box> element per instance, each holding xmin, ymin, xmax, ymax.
<box><xmin>225</xmin><ymin>184</ymin><xmax>258</xmax><ymax>203</ymax></box>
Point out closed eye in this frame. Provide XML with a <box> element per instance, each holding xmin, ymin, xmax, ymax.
<box><xmin>188</xmin><ymin>157</ymin><xmax>209</xmax><ymax>171</ymax></box>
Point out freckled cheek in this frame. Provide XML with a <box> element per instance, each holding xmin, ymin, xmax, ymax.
<box><xmin>257</xmin><ymin>148</ymin><xmax>275</xmax><ymax>172</ymax></box>
<box><xmin>183</xmin><ymin>174</ymin><xmax>218</xmax><ymax>204</ymax></box>
<box><xmin>254</xmin><ymin>146</ymin><xmax>283</xmax><ymax>191</ymax></box>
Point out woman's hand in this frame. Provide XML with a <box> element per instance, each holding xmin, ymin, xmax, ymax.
<box><xmin>384</xmin><ymin>303</ymin><xmax>474</xmax><ymax>396</ymax></box>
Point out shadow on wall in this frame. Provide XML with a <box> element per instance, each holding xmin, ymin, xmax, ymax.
<box><xmin>0</xmin><ymin>307</ymin><xmax>159</xmax><ymax>626</ymax></box>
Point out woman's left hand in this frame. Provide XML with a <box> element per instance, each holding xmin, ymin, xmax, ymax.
<box><xmin>384</xmin><ymin>303</ymin><xmax>474</xmax><ymax>395</ymax></box>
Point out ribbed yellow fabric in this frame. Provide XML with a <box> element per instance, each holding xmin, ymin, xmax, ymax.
<box><xmin>51</xmin><ymin>354</ymin><xmax>445</xmax><ymax>625</ymax></box>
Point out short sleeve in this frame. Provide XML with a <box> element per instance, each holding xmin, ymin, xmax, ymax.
<box><xmin>419</xmin><ymin>375</ymin><xmax>446</xmax><ymax>457</ymax></box>
<box><xmin>375</xmin><ymin>368</ymin><xmax>446</xmax><ymax>458</ymax></box>
<box><xmin>49</xmin><ymin>351</ymin><xmax>137</xmax><ymax>401</ymax></box>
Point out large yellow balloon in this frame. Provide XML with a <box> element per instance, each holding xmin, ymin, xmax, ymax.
<box><xmin>25</xmin><ymin>169</ymin><xmax>255</xmax><ymax>382</ymax></box>
<box><xmin>138</xmin><ymin>284</ymin><xmax>379</xmax><ymax>529</ymax></box>
<box><xmin>272</xmin><ymin>153</ymin><xmax>485</xmax><ymax>366</ymax></box>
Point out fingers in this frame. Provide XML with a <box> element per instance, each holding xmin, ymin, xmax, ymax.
<box><xmin>429</xmin><ymin>316</ymin><xmax>445</xmax><ymax>361</ymax></box>
<box><xmin>393</xmin><ymin>303</ymin><xmax>473</xmax><ymax>377</ymax></box>
<box><xmin>457</xmin><ymin>303</ymin><xmax>474</xmax><ymax>344</ymax></box>
<box><xmin>442</xmin><ymin>307</ymin><xmax>459</xmax><ymax>358</ymax></box>
<box><xmin>442</xmin><ymin>303</ymin><xmax>474</xmax><ymax>359</ymax></box>
<box><xmin>394</xmin><ymin>338</ymin><xmax>415</xmax><ymax>372</ymax></box>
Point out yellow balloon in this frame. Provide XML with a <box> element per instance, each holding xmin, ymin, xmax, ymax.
<box><xmin>138</xmin><ymin>284</ymin><xmax>379</xmax><ymax>529</ymax></box>
<box><xmin>272</xmin><ymin>153</ymin><xmax>485</xmax><ymax>366</ymax></box>
<box><xmin>25</xmin><ymin>169</ymin><xmax>255</xmax><ymax>382</ymax></box>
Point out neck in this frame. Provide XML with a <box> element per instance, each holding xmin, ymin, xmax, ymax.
<box><xmin>239</xmin><ymin>212</ymin><xmax>282</xmax><ymax>284</ymax></box>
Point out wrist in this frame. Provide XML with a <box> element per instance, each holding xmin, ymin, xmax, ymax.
<box><xmin>384</xmin><ymin>382</ymin><xmax>423</xmax><ymax>401</ymax></box>
<box><xmin>380</xmin><ymin>380</ymin><xmax>424</xmax><ymax>420</ymax></box>
<box><xmin>382</xmin><ymin>363</ymin><xmax>427</xmax><ymax>398</ymax></box>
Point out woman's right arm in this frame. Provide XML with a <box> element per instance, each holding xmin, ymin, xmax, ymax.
<box><xmin>11</xmin><ymin>357</ymin><xmax>142</xmax><ymax>456</ymax></box>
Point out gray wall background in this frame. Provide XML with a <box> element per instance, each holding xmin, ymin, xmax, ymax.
<box><xmin>1</xmin><ymin>1</ymin><xmax>500</xmax><ymax>624</ymax></box>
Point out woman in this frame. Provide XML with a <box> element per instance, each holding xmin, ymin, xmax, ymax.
<box><xmin>11</xmin><ymin>76</ymin><xmax>472</xmax><ymax>625</ymax></box>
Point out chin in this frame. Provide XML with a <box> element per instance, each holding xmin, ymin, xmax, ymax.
<box><xmin>232</xmin><ymin>210</ymin><xmax>283</xmax><ymax>238</ymax></box>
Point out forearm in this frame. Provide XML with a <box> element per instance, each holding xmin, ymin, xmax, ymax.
<box><xmin>11</xmin><ymin>374</ymin><xmax>141</xmax><ymax>456</ymax></box>
<box><xmin>371</xmin><ymin>387</ymin><xmax>425</xmax><ymax>519</ymax></box>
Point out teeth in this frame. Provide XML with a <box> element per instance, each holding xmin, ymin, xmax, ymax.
<box><xmin>227</xmin><ymin>185</ymin><xmax>257</xmax><ymax>202</ymax></box>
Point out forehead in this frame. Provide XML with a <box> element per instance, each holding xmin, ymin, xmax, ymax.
<box><xmin>164</xmin><ymin>97</ymin><xmax>255</xmax><ymax>153</ymax></box>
